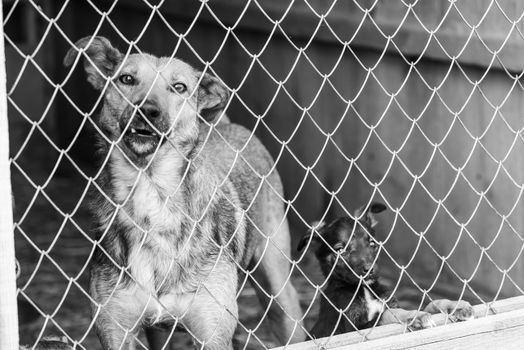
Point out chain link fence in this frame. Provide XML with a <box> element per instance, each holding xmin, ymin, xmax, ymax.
<box><xmin>3</xmin><ymin>0</ymin><xmax>524</xmax><ymax>349</ymax></box>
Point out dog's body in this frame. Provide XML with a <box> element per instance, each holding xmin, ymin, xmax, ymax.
<box><xmin>314</xmin><ymin>276</ymin><xmax>396</xmax><ymax>336</ymax></box>
<box><xmin>299</xmin><ymin>203</ymin><xmax>474</xmax><ymax>338</ymax></box>
<box><xmin>65</xmin><ymin>37</ymin><xmax>305</xmax><ymax>349</ymax></box>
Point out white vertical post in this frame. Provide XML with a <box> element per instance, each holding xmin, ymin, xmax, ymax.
<box><xmin>0</xmin><ymin>1</ymin><xmax>19</xmax><ymax>349</ymax></box>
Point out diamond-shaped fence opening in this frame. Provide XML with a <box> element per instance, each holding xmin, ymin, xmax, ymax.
<box><xmin>2</xmin><ymin>0</ymin><xmax>524</xmax><ymax>349</ymax></box>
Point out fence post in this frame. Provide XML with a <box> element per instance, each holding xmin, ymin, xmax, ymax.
<box><xmin>0</xmin><ymin>1</ymin><xmax>19</xmax><ymax>349</ymax></box>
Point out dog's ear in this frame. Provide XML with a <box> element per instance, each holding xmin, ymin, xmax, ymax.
<box><xmin>354</xmin><ymin>202</ymin><xmax>387</xmax><ymax>228</ymax></box>
<box><xmin>297</xmin><ymin>221</ymin><xmax>325</xmax><ymax>252</ymax></box>
<box><xmin>297</xmin><ymin>233</ymin><xmax>318</xmax><ymax>253</ymax></box>
<box><xmin>197</xmin><ymin>72</ymin><xmax>230</xmax><ymax>122</ymax></box>
<box><xmin>64</xmin><ymin>36</ymin><xmax>122</xmax><ymax>90</ymax></box>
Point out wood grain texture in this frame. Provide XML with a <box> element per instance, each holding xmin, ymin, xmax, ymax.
<box><xmin>338</xmin><ymin>306</ymin><xmax>524</xmax><ymax>350</ymax></box>
<box><xmin>272</xmin><ymin>295</ymin><xmax>524</xmax><ymax>349</ymax></box>
<box><xmin>0</xmin><ymin>2</ymin><xmax>19</xmax><ymax>349</ymax></box>
<box><xmin>103</xmin><ymin>0</ymin><xmax>524</xmax><ymax>71</ymax></box>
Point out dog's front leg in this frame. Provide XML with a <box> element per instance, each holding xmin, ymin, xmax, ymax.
<box><xmin>180</xmin><ymin>261</ymin><xmax>239</xmax><ymax>350</ymax></box>
<box><xmin>424</xmin><ymin>299</ymin><xmax>474</xmax><ymax>321</ymax></box>
<box><xmin>379</xmin><ymin>308</ymin><xmax>436</xmax><ymax>330</ymax></box>
<box><xmin>93</xmin><ymin>309</ymin><xmax>139</xmax><ymax>350</ymax></box>
<box><xmin>91</xmin><ymin>282</ymin><xmax>147</xmax><ymax>350</ymax></box>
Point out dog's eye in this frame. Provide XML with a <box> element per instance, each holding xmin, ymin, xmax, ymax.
<box><xmin>171</xmin><ymin>82</ymin><xmax>187</xmax><ymax>94</ymax></box>
<box><xmin>119</xmin><ymin>74</ymin><xmax>135</xmax><ymax>85</ymax></box>
<box><xmin>369</xmin><ymin>240</ymin><xmax>377</xmax><ymax>248</ymax></box>
<box><xmin>333</xmin><ymin>243</ymin><xmax>345</xmax><ymax>252</ymax></box>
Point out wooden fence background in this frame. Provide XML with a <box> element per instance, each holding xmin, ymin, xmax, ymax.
<box><xmin>6</xmin><ymin>0</ymin><xmax>524</xmax><ymax>305</ymax></box>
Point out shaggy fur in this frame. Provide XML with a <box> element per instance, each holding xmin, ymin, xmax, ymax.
<box><xmin>298</xmin><ymin>202</ymin><xmax>474</xmax><ymax>338</ymax></box>
<box><xmin>64</xmin><ymin>36</ymin><xmax>305</xmax><ymax>349</ymax></box>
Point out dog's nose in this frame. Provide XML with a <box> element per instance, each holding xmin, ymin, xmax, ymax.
<box><xmin>139</xmin><ymin>102</ymin><xmax>160</xmax><ymax>119</ymax></box>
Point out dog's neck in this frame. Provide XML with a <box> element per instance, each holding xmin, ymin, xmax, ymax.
<box><xmin>109</xmin><ymin>148</ymin><xmax>185</xmax><ymax>202</ymax></box>
<box><xmin>324</xmin><ymin>276</ymin><xmax>384</xmax><ymax>325</ymax></box>
<box><xmin>98</xmin><ymin>137</ymin><xmax>213</xmax><ymax>235</ymax></box>
<box><xmin>326</xmin><ymin>275</ymin><xmax>380</xmax><ymax>295</ymax></box>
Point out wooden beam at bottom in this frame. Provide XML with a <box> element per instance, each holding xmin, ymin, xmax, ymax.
<box><xmin>344</xmin><ymin>307</ymin><xmax>524</xmax><ymax>350</ymax></box>
<box><xmin>273</xmin><ymin>295</ymin><xmax>524</xmax><ymax>350</ymax></box>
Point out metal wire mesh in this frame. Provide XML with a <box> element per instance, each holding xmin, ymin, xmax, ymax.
<box><xmin>4</xmin><ymin>0</ymin><xmax>524</xmax><ymax>349</ymax></box>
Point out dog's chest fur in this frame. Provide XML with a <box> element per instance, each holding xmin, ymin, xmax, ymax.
<box><xmin>110</xmin><ymin>151</ymin><xmax>185</xmax><ymax>233</ymax></box>
<box><xmin>93</xmin><ymin>141</ymin><xmax>252</xmax><ymax>298</ymax></box>
<box><xmin>319</xmin><ymin>279</ymin><xmax>394</xmax><ymax>336</ymax></box>
<box><xmin>95</xmin><ymin>151</ymin><xmax>224</xmax><ymax>294</ymax></box>
<box><xmin>362</xmin><ymin>286</ymin><xmax>384</xmax><ymax>322</ymax></box>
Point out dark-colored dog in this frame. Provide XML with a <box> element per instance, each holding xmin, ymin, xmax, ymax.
<box><xmin>298</xmin><ymin>202</ymin><xmax>474</xmax><ymax>338</ymax></box>
<box><xmin>63</xmin><ymin>37</ymin><xmax>305</xmax><ymax>349</ymax></box>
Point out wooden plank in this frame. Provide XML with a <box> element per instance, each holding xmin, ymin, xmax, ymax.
<box><xmin>272</xmin><ymin>295</ymin><xmax>524</xmax><ymax>350</ymax></box>
<box><xmin>414</xmin><ymin>324</ymin><xmax>524</xmax><ymax>350</ymax></box>
<box><xmin>0</xmin><ymin>1</ymin><xmax>19</xmax><ymax>349</ymax></box>
<box><xmin>101</xmin><ymin>0</ymin><xmax>524</xmax><ymax>71</ymax></box>
<box><xmin>339</xmin><ymin>304</ymin><xmax>524</xmax><ymax>350</ymax></box>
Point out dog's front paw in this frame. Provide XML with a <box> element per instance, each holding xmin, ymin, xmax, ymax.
<box><xmin>450</xmin><ymin>301</ymin><xmax>474</xmax><ymax>322</ymax></box>
<box><xmin>407</xmin><ymin>311</ymin><xmax>436</xmax><ymax>330</ymax></box>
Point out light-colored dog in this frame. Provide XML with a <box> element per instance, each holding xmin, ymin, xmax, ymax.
<box><xmin>64</xmin><ymin>36</ymin><xmax>305</xmax><ymax>349</ymax></box>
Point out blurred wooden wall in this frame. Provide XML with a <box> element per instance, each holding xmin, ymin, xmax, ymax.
<box><xmin>21</xmin><ymin>0</ymin><xmax>524</xmax><ymax>299</ymax></box>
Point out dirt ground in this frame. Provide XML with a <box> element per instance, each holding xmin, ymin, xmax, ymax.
<box><xmin>11</xmin><ymin>160</ymin><xmax>481</xmax><ymax>350</ymax></box>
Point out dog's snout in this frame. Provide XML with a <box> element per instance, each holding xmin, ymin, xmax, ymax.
<box><xmin>365</xmin><ymin>263</ymin><xmax>374</xmax><ymax>273</ymax></box>
<box><xmin>139</xmin><ymin>102</ymin><xmax>160</xmax><ymax>119</ymax></box>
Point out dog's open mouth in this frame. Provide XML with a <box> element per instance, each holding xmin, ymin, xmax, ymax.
<box><xmin>130</xmin><ymin>127</ymin><xmax>158</xmax><ymax>138</ymax></box>
<box><xmin>122</xmin><ymin>120</ymin><xmax>162</xmax><ymax>156</ymax></box>
<box><xmin>363</xmin><ymin>268</ymin><xmax>378</xmax><ymax>283</ymax></box>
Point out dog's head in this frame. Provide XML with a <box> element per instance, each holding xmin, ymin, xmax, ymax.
<box><xmin>298</xmin><ymin>202</ymin><xmax>387</xmax><ymax>284</ymax></box>
<box><xmin>64</xmin><ymin>36</ymin><xmax>229</xmax><ymax>161</ymax></box>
